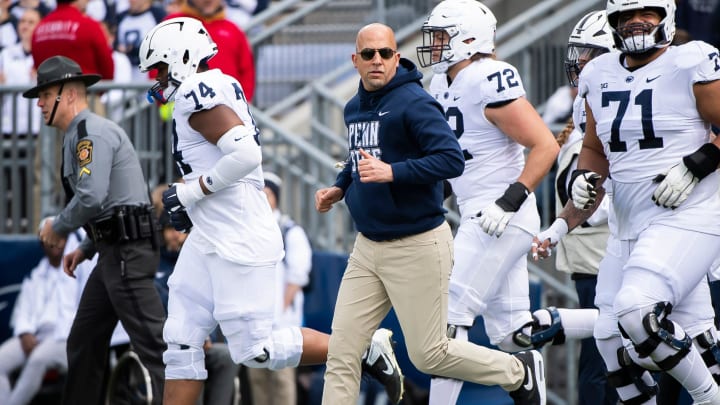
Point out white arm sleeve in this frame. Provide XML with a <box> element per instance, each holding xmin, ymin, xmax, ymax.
<box><xmin>204</xmin><ymin>125</ymin><xmax>261</xmax><ymax>193</ymax></box>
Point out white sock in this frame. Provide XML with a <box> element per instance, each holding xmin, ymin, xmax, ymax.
<box><xmin>532</xmin><ymin>308</ymin><xmax>597</xmax><ymax>340</ymax></box>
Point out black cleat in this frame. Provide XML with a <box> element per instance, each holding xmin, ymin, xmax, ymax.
<box><xmin>509</xmin><ymin>350</ymin><xmax>546</xmax><ymax>405</ymax></box>
<box><xmin>362</xmin><ymin>328</ymin><xmax>404</xmax><ymax>404</ymax></box>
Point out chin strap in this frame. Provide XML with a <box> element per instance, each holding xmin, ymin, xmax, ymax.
<box><xmin>48</xmin><ymin>82</ymin><xmax>65</xmax><ymax>126</ymax></box>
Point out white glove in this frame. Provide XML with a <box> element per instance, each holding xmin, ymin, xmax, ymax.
<box><xmin>652</xmin><ymin>162</ymin><xmax>698</xmax><ymax>209</ymax></box>
<box><xmin>536</xmin><ymin>218</ymin><xmax>569</xmax><ymax>248</ymax></box>
<box><xmin>174</xmin><ymin>179</ymin><xmax>206</xmax><ymax>207</ymax></box>
<box><xmin>476</xmin><ymin>182</ymin><xmax>529</xmax><ymax>238</ymax></box>
<box><xmin>570</xmin><ymin>171</ymin><xmax>601</xmax><ymax>210</ymax></box>
<box><xmin>477</xmin><ymin>202</ymin><xmax>513</xmax><ymax>237</ymax></box>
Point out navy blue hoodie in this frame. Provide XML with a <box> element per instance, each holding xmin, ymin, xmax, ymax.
<box><xmin>334</xmin><ymin>58</ymin><xmax>464</xmax><ymax>241</ymax></box>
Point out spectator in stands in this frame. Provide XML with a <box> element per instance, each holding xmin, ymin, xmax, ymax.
<box><xmin>84</xmin><ymin>0</ymin><xmax>116</xmax><ymax>25</ymax></box>
<box><xmin>115</xmin><ymin>0</ymin><xmax>165</xmax><ymax>82</ymax></box>
<box><xmin>0</xmin><ymin>7</ymin><xmax>41</xmax><ymax>137</ymax></box>
<box><xmin>247</xmin><ymin>172</ymin><xmax>313</xmax><ymax>405</ymax></box>
<box><xmin>0</xmin><ymin>0</ymin><xmax>19</xmax><ymax>51</ymax></box>
<box><xmin>166</xmin><ymin>0</ymin><xmax>255</xmax><ymax>101</ymax></box>
<box><xmin>9</xmin><ymin>0</ymin><xmax>51</xmax><ymax>19</ymax></box>
<box><xmin>31</xmin><ymin>0</ymin><xmax>114</xmax><ymax>80</ymax></box>
<box><xmin>97</xmin><ymin>21</ymin><xmax>134</xmax><ymax>122</ymax></box>
<box><xmin>0</xmin><ymin>218</ymin><xmax>94</xmax><ymax>405</ymax></box>
<box><xmin>224</xmin><ymin>0</ymin><xmax>254</xmax><ymax>29</ymax></box>
<box><xmin>0</xmin><ymin>7</ymin><xmax>40</xmax><ymax>232</ymax></box>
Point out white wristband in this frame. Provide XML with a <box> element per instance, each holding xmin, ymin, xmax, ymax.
<box><xmin>176</xmin><ymin>179</ymin><xmax>205</xmax><ymax>207</ymax></box>
<box><xmin>538</xmin><ymin>218</ymin><xmax>569</xmax><ymax>245</ymax></box>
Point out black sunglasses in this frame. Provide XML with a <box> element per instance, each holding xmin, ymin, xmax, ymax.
<box><xmin>358</xmin><ymin>48</ymin><xmax>396</xmax><ymax>61</ymax></box>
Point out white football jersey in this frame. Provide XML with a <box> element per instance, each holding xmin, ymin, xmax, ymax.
<box><xmin>571</xmin><ymin>93</ymin><xmax>586</xmax><ymax>135</ymax></box>
<box><xmin>579</xmin><ymin>41</ymin><xmax>720</xmax><ymax>239</ymax></box>
<box><xmin>172</xmin><ymin>69</ymin><xmax>283</xmax><ymax>266</ymax></box>
<box><xmin>429</xmin><ymin>58</ymin><xmax>538</xmax><ymax>231</ymax></box>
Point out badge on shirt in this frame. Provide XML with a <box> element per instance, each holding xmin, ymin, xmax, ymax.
<box><xmin>77</xmin><ymin>140</ymin><xmax>93</xmax><ymax>177</ymax></box>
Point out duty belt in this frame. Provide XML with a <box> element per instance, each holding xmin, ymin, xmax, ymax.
<box><xmin>85</xmin><ymin>205</ymin><xmax>159</xmax><ymax>245</ymax></box>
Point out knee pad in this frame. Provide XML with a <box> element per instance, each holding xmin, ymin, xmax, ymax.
<box><xmin>528</xmin><ymin>307</ymin><xmax>566</xmax><ymax>349</ymax></box>
<box><xmin>606</xmin><ymin>347</ymin><xmax>658</xmax><ymax>403</ymax></box>
<box><xmin>618</xmin><ymin>302</ymin><xmax>692</xmax><ymax>371</ymax></box>
<box><xmin>622</xmin><ymin>338</ymin><xmax>661</xmax><ymax>371</ymax></box>
<box><xmin>498</xmin><ymin>321</ymin><xmax>534</xmax><ymax>352</ymax></box>
<box><xmin>695</xmin><ymin>329</ymin><xmax>720</xmax><ymax>383</ymax></box>
<box><xmin>239</xmin><ymin>327</ymin><xmax>303</xmax><ymax>370</ymax></box>
<box><xmin>163</xmin><ymin>343</ymin><xmax>207</xmax><ymax>380</ymax></box>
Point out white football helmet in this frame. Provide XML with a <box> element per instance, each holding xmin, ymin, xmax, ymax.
<box><xmin>565</xmin><ymin>10</ymin><xmax>616</xmax><ymax>87</ymax></box>
<box><xmin>416</xmin><ymin>0</ymin><xmax>497</xmax><ymax>74</ymax></box>
<box><xmin>138</xmin><ymin>17</ymin><xmax>218</xmax><ymax>103</ymax></box>
<box><xmin>606</xmin><ymin>0</ymin><xmax>675</xmax><ymax>54</ymax></box>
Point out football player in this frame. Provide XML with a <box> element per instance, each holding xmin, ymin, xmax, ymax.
<box><xmin>416</xmin><ymin>1</ymin><xmax>559</xmax><ymax>404</ymax></box>
<box><xmin>572</xmin><ymin>0</ymin><xmax>720</xmax><ymax>403</ymax></box>
<box><xmin>138</xmin><ymin>17</ymin><xmax>404</xmax><ymax>405</ymax></box>
<box><xmin>529</xmin><ymin>12</ymin><xmax>618</xmax><ymax>404</ymax></box>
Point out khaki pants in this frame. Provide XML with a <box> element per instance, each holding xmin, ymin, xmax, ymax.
<box><xmin>321</xmin><ymin>222</ymin><xmax>524</xmax><ymax>404</ymax></box>
<box><xmin>246</xmin><ymin>367</ymin><xmax>296</xmax><ymax>405</ymax></box>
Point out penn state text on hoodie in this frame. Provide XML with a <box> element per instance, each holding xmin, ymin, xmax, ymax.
<box><xmin>335</xmin><ymin>58</ymin><xmax>464</xmax><ymax>241</ymax></box>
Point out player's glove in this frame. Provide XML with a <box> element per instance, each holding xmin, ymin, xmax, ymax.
<box><xmin>651</xmin><ymin>162</ymin><xmax>697</xmax><ymax>209</ymax></box>
<box><xmin>652</xmin><ymin>143</ymin><xmax>720</xmax><ymax>209</ymax></box>
<box><xmin>169</xmin><ymin>208</ymin><xmax>193</xmax><ymax>233</ymax></box>
<box><xmin>569</xmin><ymin>170</ymin><xmax>601</xmax><ymax>210</ymax></box>
<box><xmin>162</xmin><ymin>184</ymin><xmax>199</xmax><ymax>233</ymax></box>
<box><xmin>477</xmin><ymin>182</ymin><xmax>529</xmax><ymax>237</ymax></box>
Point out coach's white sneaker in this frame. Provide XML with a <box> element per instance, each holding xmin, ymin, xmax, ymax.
<box><xmin>509</xmin><ymin>350</ymin><xmax>546</xmax><ymax>405</ymax></box>
<box><xmin>362</xmin><ymin>328</ymin><xmax>404</xmax><ymax>404</ymax></box>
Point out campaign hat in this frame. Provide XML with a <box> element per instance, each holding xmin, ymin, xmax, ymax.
<box><xmin>23</xmin><ymin>56</ymin><xmax>102</xmax><ymax>98</ymax></box>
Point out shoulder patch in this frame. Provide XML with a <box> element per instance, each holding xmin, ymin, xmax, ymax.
<box><xmin>77</xmin><ymin>139</ymin><xmax>93</xmax><ymax>167</ymax></box>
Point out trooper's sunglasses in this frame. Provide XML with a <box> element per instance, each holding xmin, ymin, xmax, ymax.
<box><xmin>358</xmin><ymin>48</ymin><xmax>396</xmax><ymax>61</ymax></box>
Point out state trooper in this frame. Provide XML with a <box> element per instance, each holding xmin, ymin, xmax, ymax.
<box><xmin>26</xmin><ymin>55</ymin><xmax>166</xmax><ymax>405</ymax></box>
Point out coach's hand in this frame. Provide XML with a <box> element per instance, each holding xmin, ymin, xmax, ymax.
<box><xmin>570</xmin><ymin>170</ymin><xmax>601</xmax><ymax>210</ymax></box>
<box><xmin>357</xmin><ymin>149</ymin><xmax>393</xmax><ymax>183</ymax></box>
<box><xmin>476</xmin><ymin>182</ymin><xmax>529</xmax><ymax>238</ymax></box>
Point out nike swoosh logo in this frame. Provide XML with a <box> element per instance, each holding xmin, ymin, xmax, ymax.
<box><xmin>646</xmin><ymin>75</ymin><xmax>661</xmax><ymax>83</ymax></box>
<box><xmin>379</xmin><ymin>111</ymin><xmax>390</xmax><ymax>116</ymax></box>
<box><xmin>453</xmin><ymin>96</ymin><xmax>461</xmax><ymax>101</ymax></box>
<box><xmin>381</xmin><ymin>353</ymin><xmax>395</xmax><ymax>375</ymax></box>
<box><xmin>523</xmin><ymin>366</ymin><xmax>534</xmax><ymax>391</ymax></box>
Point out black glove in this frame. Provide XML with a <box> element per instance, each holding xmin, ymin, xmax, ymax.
<box><xmin>169</xmin><ymin>208</ymin><xmax>193</xmax><ymax>233</ymax></box>
<box><xmin>163</xmin><ymin>185</ymin><xmax>193</xmax><ymax>233</ymax></box>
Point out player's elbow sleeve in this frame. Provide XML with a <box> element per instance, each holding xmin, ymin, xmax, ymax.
<box><xmin>204</xmin><ymin>125</ymin><xmax>261</xmax><ymax>193</ymax></box>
